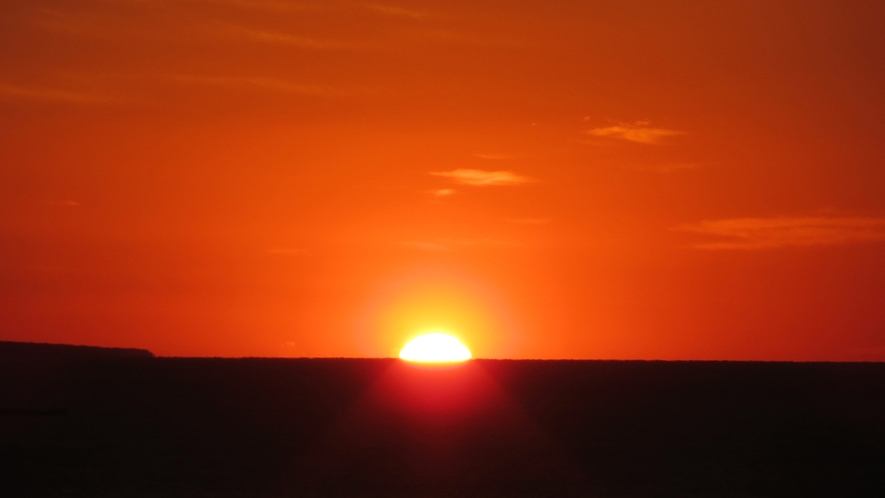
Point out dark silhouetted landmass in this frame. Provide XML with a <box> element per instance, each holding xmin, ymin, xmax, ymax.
<box><xmin>1</xmin><ymin>343</ymin><xmax>883</xmax><ymax>497</ymax></box>
<box><xmin>0</xmin><ymin>342</ymin><xmax>153</xmax><ymax>420</ymax></box>
<box><xmin>0</xmin><ymin>340</ymin><xmax>153</xmax><ymax>362</ymax></box>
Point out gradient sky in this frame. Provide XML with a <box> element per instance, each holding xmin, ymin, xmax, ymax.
<box><xmin>2</xmin><ymin>0</ymin><xmax>884</xmax><ymax>359</ymax></box>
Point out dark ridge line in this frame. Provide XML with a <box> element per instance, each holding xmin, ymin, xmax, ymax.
<box><xmin>0</xmin><ymin>340</ymin><xmax>154</xmax><ymax>358</ymax></box>
<box><xmin>154</xmin><ymin>356</ymin><xmax>883</xmax><ymax>364</ymax></box>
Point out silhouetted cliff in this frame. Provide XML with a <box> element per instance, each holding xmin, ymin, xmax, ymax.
<box><xmin>0</xmin><ymin>340</ymin><xmax>153</xmax><ymax>362</ymax></box>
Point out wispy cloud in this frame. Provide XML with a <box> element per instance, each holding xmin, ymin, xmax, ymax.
<box><xmin>401</xmin><ymin>241</ymin><xmax>452</xmax><ymax>251</ymax></box>
<box><xmin>587</xmin><ymin>121</ymin><xmax>684</xmax><ymax>145</ymax></box>
<box><xmin>94</xmin><ymin>72</ymin><xmax>349</xmax><ymax>96</ymax></box>
<box><xmin>366</xmin><ymin>3</ymin><xmax>433</xmax><ymax>19</ymax></box>
<box><xmin>168</xmin><ymin>74</ymin><xmax>348</xmax><ymax>95</ymax></box>
<box><xmin>49</xmin><ymin>200</ymin><xmax>81</xmax><ymax>207</ymax></box>
<box><xmin>215</xmin><ymin>24</ymin><xmax>352</xmax><ymax>49</ymax></box>
<box><xmin>505</xmin><ymin>217</ymin><xmax>551</xmax><ymax>224</ymax></box>
<box><xmin>406</xmin><ymin>27</ymin><xmax>522</xmax><ymax>47</ymax></box>
<box><xmin>634</xmin><ymin>162</ymin><xmax>706</xmax><ymax>173</ymax></box>
<box><xmin>474</xmin><ymin>153</ymin><xmax>511</xmax><ymax>160</ymax></box>
<box><xmin>32</xmin><ymin>8</ymin><xmax>103</xmax><ymax>36</ymax></box>
<box><xmin>266</xmin><ymin>247</ymin><xmax>307</xmax><ymax>255</ymax></box>
<box><xmin>33</xmin><ymin>7</ymin><xmax>352</xmax><ymax>49</ymax></box>
<box><xmin>191</xmin><ymin>1</ymin><xmax>430</xmax><ymax>17</ymax></box>
<box><xmin>675</xmin><ymin>216</ymin><xmax>885</xmax><ymax>250</ymax></box>
<box><xmin>430</xmin><ymin>169</ymin><xmax>531</xmax><ymax>186</ymax></box>
<box><xmin>0</xmin><ymin>84</ymin><xmax>121</xmax><ymax>104</ymax></box>
<box><xmin>35</xmin><ymin>72</ymin><xmax>354</xmax><ymax>105</ymax></box>
<box><xmin>32</xmin><ymin>7</ymin><xmax>179</xmax><ymax>41</ymax></box>
<box><xmin>428</xmin><ymin>188</ymin><xmax>456</xmax><ymax>197</ymax></box>
<box><xmin>402</xmin><ymin>238</ymin><xmax>519</xmax><ymax>252</ymax></box>
<box><xmin>209</xmin><ymin>0</ymin><xmax>326</xmax><ymax>12</ymax></box>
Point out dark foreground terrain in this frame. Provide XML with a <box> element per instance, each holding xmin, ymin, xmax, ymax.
<box><xmin>2</xmin><ymin>341</ymin><xmax>884</xmax><ymax>497</ymax></box>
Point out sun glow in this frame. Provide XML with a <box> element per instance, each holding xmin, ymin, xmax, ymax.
<box><xmin>399</xmin><ymin>333</ymin><xmax>472</xmax><ymax>363</ymax></box>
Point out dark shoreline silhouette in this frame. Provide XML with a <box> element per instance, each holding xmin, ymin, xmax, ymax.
<box><xmin>2</xmin><ymin>341</ymin><xmax>883</xmax><ymax>497</ymax></box>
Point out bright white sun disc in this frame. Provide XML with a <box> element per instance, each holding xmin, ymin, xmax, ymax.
<box><xmin>399</xmin><ymin>333</ymin><xmax>472</xmax><ymax>363</ymax></box>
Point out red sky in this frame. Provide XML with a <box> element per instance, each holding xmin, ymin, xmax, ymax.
<box><xmin>1</xmin><ymin>0</ymin><xmax>884</xmax><ymax>360</ymax></box>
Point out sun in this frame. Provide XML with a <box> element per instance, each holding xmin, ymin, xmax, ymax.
<box><xmin>399</xmin><ymin>332</ymin><xmax>472</xmax><ymax>363</ymax></box>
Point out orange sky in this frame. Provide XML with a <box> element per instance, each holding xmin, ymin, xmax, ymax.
<box><xmin>2</xmin><ymin>0</ymin><xmax>884</xmax><ymax>360</ymax></box>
